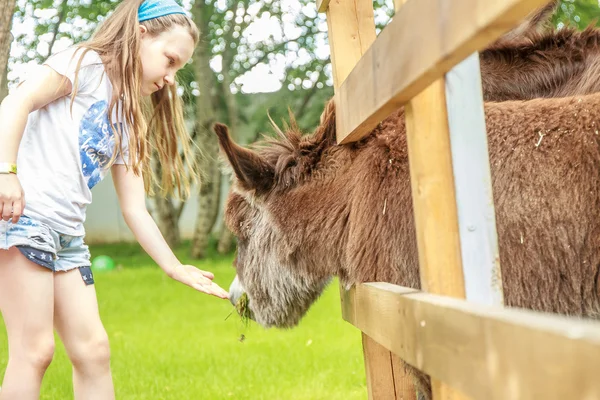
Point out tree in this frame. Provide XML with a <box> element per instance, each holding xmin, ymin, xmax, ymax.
<box><xmin>189</xmin><ymin>0</ymin><xmax>222</xmax><ymax>258</ymax></box>
<box><xmin>188</xmin><ymin>0</ymin><xmax>335</xmax><ymax>258</ymax></box>
<box><xmin>0</xmin><ymin>0</ymin><xmax>17</xmax><ymax>102</ymax></box>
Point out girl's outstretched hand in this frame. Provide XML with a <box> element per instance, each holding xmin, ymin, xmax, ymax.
<box><xmin>0</xmin><ymin>174</ymin><xmax>25</xmax><ymax>223</ymax></box>
<box><xmin>170</xmin><ymin>264</ymin><xmax>229</xmax><ymax>299</ymax></box>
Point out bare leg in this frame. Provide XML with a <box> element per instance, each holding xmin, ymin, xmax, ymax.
<box><xmin>53</xmin><ymin>269</ymin><xmax>114</xmax><ymax>400</ymax></box>
<box><xmin>0</xmin><ymin>247</ymin><xmax>55</xmax><ymax>400</ymax></box>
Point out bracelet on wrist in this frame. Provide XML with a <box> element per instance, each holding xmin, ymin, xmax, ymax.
<box><xmin>0</xmin><ymin>163</ymin><xmax>17</xmax><ymax>174</ymax></box>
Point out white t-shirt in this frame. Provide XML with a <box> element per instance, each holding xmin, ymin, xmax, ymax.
<box><xmin>17</xmin><ymin>47</ymin><xmax>128</xmax><ymax>236</ymax></box>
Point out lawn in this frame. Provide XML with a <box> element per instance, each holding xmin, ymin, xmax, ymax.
<box><xmin>0</xmin><ymin>241</ymin><xmax>367</xmax><ymax>399</ymax></box>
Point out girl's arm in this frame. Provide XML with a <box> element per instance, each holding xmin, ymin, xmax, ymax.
<box><xmin>111</xmin><ymin>164</ymin><xmax>228</xmax><ymax>299</ymax></box>
<box><xmin>0</xmin><ymin>66</ymin><xmax>72</xmax><ymax>222</ymax></box>
<box><xmin>0</xmin><ymin>66</ymin><xmax>72</xmax><ymax>163</ymax></box>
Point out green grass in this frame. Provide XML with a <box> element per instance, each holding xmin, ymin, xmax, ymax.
<box><xmin>0</xmin><ymin>241</ymin><xmax>367</xmax><ymax>399</ymax></box>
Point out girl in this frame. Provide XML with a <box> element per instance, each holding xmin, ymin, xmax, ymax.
<box><xmin>0</xmin><ymin>0</ymin><xmax>228</xmax><ymax>398</ymax></box>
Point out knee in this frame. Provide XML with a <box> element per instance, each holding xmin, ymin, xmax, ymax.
<box><xmin>16</xmin><ymin>337</ymin><xmax>55</xmax><ymax>371</ymax></box>
<box><xmin>70</xmin><ymin>332</ymin><xmax>111</xmax><ymax>371</ymax></box>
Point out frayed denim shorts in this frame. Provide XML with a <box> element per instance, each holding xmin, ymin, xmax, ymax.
<box><xmin>0</xmin><ymin>215</ymin><xmax>94</xmax><ymax>285</ymax></box>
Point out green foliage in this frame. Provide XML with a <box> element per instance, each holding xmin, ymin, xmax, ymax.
<box><xmin>235</xmin><ymin>85</ymin><xmax>334</xmax><ymax>140</ymax></box>
<box><xmin>553</xmin><ymin>0</ymin><xmax>600</xmax><ymax>29</ymax></box>
<box><xmin>12</xmin><ymin>0</ymin><xmax>114</xmax><ymax>63</ymax></box>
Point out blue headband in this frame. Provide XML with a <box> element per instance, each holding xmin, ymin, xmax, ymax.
<box><xmin>138</xmin><ymin>0</ymin><xmax>187</xmax><ymax>22</ymax></box>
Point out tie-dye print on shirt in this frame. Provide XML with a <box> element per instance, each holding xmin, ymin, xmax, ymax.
<box><xmin>79</xmin><ymin>100</ymin><xmax>118</xmax><ymax>189</ymax></box>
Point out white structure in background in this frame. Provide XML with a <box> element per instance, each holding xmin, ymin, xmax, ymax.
<box><xmin>85</xmin><ymin>174</ymin><xmax>228</xmax><ymax>244</ymax></box>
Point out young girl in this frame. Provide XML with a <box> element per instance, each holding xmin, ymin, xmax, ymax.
<box><xmin>0</xmin><ymin>0</ymin><xmax>228</xmax><ymax>398</ymax></box>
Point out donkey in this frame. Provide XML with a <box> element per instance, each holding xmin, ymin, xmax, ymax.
<box><xmin>218</xmin><ymin>90</ymin><xmax>600</xmax><ymax>325</ymax></box>
<box><xmin>219</xmin><ymin>10</ymin><xmax>600</xmax><ymax>327</ymax></box>
<box><xmin>216</xmin><ymin>90</ymin><xmax>600</xmax><ymax>399</ymax></box>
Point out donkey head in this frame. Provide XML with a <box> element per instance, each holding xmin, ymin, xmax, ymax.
<box><xmin>214</xmin><ymin>103</ymin><xmax>345</xmax><ymax>328</ymax></box>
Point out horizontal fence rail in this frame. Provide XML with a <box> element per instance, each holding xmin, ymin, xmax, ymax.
<box><xmin>341</xmin><ymin>283</ymin><xmax>600</xmax><ymax>400</ymax></box>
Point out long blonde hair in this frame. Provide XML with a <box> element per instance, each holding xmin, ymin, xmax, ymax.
<box><xmin>69</xmin><ymin>0</ymin><xmax>199</xmax><ymax>198</ymax></box>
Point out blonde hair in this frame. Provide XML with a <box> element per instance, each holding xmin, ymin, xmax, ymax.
<box><xmin>69</xmin><ymin>0</ymin><xmax>199</xmax><ymax>198</ymax></box>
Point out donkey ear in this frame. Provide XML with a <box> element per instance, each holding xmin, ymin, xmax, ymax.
<box><xmin>213</xmin><ymin>123</ymin><xmax>274</xmax><ymax>193</ymax></box>
<box><xmin>493</xmin><ymin>0</ymin><xmax>558</xmax><ymax>44</ymax></box>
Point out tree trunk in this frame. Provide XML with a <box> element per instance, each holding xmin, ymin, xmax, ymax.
<box><xmin>150</xmin><ymin>158</ymin><xmax>182</xmax><ymax>248</ymax></box>
<box><xmin>0</xmin><ymin>61</ymin><xmax>8</xmax><ymax>102</ymax></box>
<box><xmin>0</xmin><ymin>0</ymin><xmax>16</xmax><ymax>102</ymax></box>
<box><xmin>155</xmin><ymin>195</ymin><xmax>181</xmax><ymax>247</ymax></box>
<box><xmin>217</xmin><ymin>225</ymin><xmax>236</xmax><ymax>254</ymax></box>
<box><xmin>42</xmin><ymin>0</ymin><xmax>67</xmax><ymax>62</ymax></box>
<box><xmin>215</xmin><ymin>60</ymin><xmax>240</xmax><ymax>255</ymax></box>
<box><xmin>191</xmin><ymin>161</ymin><xmax>221</xmax><ymax>258</ymax></box>
<box><xmin>189</xmin><ymin>1</ymin><xmax>221</xmax><ymax>259</ymax></box>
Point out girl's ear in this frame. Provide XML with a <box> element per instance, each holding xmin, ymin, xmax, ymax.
<box><xmin>139</xmin><ymin>25</ymin><xmax>148</xmax><ymax>35</ymax></box>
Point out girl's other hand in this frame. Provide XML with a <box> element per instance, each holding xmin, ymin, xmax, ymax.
<box><xmin>170</xmin><ymin>264</ymin><xmax>229</xmax><ymax>299</ymax></box>
<box><xmin>0</xmin><ymin>174</ymin><xmax>25</xmax><ymax>223</ymax></box>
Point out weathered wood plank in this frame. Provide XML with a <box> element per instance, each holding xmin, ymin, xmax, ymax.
<box><xmin>335</xmin><ymin>0</ymin><xmax>548</xmax><ymax>144</ymax></box>
<box><xmin>345</xmin><ymin>283</ymin><xmax>600</xmax><ymax>400</ymax></box>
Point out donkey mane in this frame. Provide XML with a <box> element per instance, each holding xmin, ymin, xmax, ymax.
<box><xmin>251</xmin><ymin>100</ymin><xmax>340</xmax><ymax>190</ymax></box>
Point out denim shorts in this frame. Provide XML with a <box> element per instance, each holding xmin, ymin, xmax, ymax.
<box><xmin>0</xmin><ymin>215</ymin><xmax>94</xmax><ymax>285</ymax></box>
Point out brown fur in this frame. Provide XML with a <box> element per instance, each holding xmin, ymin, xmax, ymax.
<box><xmin>480</xmin><ymin>0</ymin><xmax>600</xmax><ymax>102</ymax></box>
<box><xmin>482</xmin><ymin>27</ymin><xmax>600</xmax><ymax>101</ymax></box>
<box><xmin>219</xmin><ymin>92</ymin><xmax>600</xmax><ymax>400</ymax></box>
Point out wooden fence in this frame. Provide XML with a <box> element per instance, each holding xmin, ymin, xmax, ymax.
<box><xmin>316</xmin><ymin>0</ymin><xmax>600</xmax><ymax>398</ymax></box>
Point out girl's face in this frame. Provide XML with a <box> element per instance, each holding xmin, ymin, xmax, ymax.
<box><xmin>138</xmin><ymin>25</ymin><xmax>195</xmax><ymax>96</ymax></box>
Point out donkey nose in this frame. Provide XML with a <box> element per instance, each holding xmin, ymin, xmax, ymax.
<box><xmin>228</xmin><ymin>275</ymin><xmax>245</xmax><ymax>306</ymax></box>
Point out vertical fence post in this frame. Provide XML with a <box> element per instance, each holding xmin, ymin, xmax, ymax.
<box><xmin>404</xmin><ymin>68</ymin><xmax>471</xmax><ymax>400</ymax></box>
<box><xmin>399</xmin><ymin>0</ymin><xmax>469</xmax><ymax>396</ymax></box>
<box><xmin>402</xmin><ymin>1</ymin><xmax>506</xmax><ymax>399</ymax></box>
<box><xmin>445</xmin><ymin>53</ymin><xmax>504</xmax><ymax>307</ymax></box>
